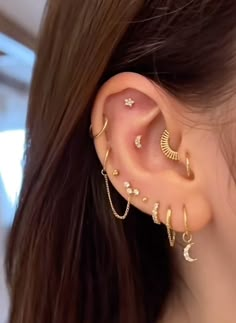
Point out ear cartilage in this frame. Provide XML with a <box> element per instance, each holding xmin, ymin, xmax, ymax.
<box><xmin>152</xmin><ymin>202</ymin><xmax>161</xmax><ymax>225</ymax></box>
<box><xmin>124</xmin><ymin>98</ymin><xmax>135</xmax><ymax>108</ymax></box>
<box><xmin>135</xmin><ymin>135</ymin><xmax>142</xmax><ymax>149</ymax></box>
<box><xmin>160</xmin><ymin>129</ymin><xmax>179</xmax><ymax>161</ymax></box>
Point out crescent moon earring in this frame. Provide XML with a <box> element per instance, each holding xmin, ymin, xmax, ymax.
<box><xmin>182</xmin><ymin>206</ymin><xmax>197</xmax><ymax>263</ymax></box>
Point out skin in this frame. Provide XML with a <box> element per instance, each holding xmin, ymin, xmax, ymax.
<box><xmin>91</xmin><ymin>72</ymin><xmax>236</xmax><ymax>323</ymax></box>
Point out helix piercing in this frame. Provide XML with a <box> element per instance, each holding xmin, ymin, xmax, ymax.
<box><xmin>183</xmin><ymin>206</ymin><xmax>197</xmax><ymax>262</ymax></box>
<box><xmin>160</xmin><ymin>129</ymin><xmax>179</xmax><ymax>161</ymax></box>
<box><xmin>135</xmin><ymin>135</ymin><xmax>142</xmax><ymax>149</ymax></box>
<box><xmin>166</xmin><ymin>208</ymin><xmax>176</xmax><ymax>247</ymax></box>
<box><xmin>90</xmin><ymin>116</ymin><xmax>108</xmax><ymax>139</ymax></box>
<box><xmin>124</xmin><ymin>98</ymin><xmax>135</xmax><ymax>108</ymax></box>
<box><xmin>101</xmin><ymin>148</ymin><xmax>131</xmax><ymax>220</ymax></box>
<box><xmin>152</xmin><ymin>202</ymin><xmax>161</xmax><ymax>224</ymax></box>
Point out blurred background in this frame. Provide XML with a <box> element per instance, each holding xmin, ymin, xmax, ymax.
<box><xmin>0</xmin><ymin>1</ymin><xmax>46</xmax><ymax>321</ymax></box>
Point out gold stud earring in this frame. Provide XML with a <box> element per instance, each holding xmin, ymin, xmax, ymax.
<box><xmin>142</xmin><ymin>197</ymin><xmax>148</xmax><ymax>203</ymax></box>
<box><xmin>90</xmin><ymin>116</ymin><xmax>108</xmax><ymax>139</ymax></box>
<box><xmin>101</xmin><ymin>148</ymin><xmax>131</xmax><ymax>220</ymax></box>
<box><xmin>124</xmin><ymin>182</ymin><xmax>140</xmax><ymax>196</ymax></box>
<box><xmin>124</xmin><ymin>98</ymin><xmax>135</xmax><ymax>108</ymax></box>
<box><xmin>152</xmin><ymin>202</ymin><xmax>161</xmax><ymax>224</ymax></box>
<box><xmin>183</xmin><ymin>206</ymin><xmax>197</xmax><ymax>262</ymax></box>
<box><xmin>160</xmin><ymin>129</ymin><xmax>179</xmax><ymax>161</ymax></box>
<box><xmin>166</xmin><ymin>208</ymin><xmax>176</xmax><ymax>247</ymax></box>
<box><xmin>135</xmin><ymin>135</ymin><xmax>142</xmax><ymax>149</ymax></box>
<box><xmin>112</xmin><ymin>169</ymin><xmax>120</xmax><ymax>177</ymax></box>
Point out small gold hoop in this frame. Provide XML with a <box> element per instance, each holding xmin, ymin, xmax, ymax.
<box><xmin>166</xmin><ymin>208</ymin><xmax>176</xmax><ymax>247</ymax></box>
<box><xmin>90</xmin><ymin>117</ymin><xmax>108</xmax><ymax>139</ymax></box>
<box><xmin>185</xmin><ymin>153</ymin><xmax>192</xmax><ymax>178</ymax></box>
<box><xmin>182</xmin><ymin>206</ymin><xmax>192</xmax><ymax>243</ymax></box>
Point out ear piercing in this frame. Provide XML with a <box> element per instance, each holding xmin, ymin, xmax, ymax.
<box><xmin>183</xmin><ymin>206</ymin><xmax>197</xmax><ymax>262</ymax></box>
<box><xmin>166</xmin><ymin>208</ymin><xmax>176</xmax><ymax>247</ymax></box>
<box><xmin>152</xmin><ymin>202</ymin><xmax>161</xmax><ymax>224</ymax></box>
<box><xmin>90</xmin><ymin>116</ymin><xmax>108</xmax><ymax>139</ymax></box>
<box><xmin>135</xmin><ymin>135</ymin><xmax>142</xmax><ymax>149</ymax></box>
<box><xmin>112</xmin><ymin>169</ymin><xmax>120</xmax><ymax>177</ymax></box>
<box><xmin>160</xmin><ymin>129</ymin><xmax>179</xmax><ymax>161</ymax></box>
<box><xmin>124</xmin><ymin>98</ymin><xmax>135</xmax><ymax>108</ymax></box>
<box><xmin>124</xmin><ymin>182</ymin><xmax>140</xmax><ymax>196</ymax></box>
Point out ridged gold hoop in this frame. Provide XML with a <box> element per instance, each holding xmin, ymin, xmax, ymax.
<box><xmin>160</xmin><ymin>129</ymin><xmax>179</xmax><ymax>161</ymax></box>
<box><xmin>101</xmin><ymin>148</ymin><xmax>131</xmax><ymax>220</ymax></box>
<box><xmin>166</xmin><ymin>208</ymin><xmax>176</xmax><ymax>247</ymax></box>
<box><xmin>90</xmin><ymin>117</ymin><xmax>108</xmax><ymax>139</ymax></box>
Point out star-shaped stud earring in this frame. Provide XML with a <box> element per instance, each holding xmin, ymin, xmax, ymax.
<box><xmin>124</xmin><ymin>98</ymin><xmax>135</xmax><ymax>108</ymax></box>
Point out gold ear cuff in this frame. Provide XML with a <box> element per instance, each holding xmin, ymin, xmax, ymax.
<box><xmin>160</xmin><ymin>129</ymin><xmax>179</xmax><ymax>161</ymax></box>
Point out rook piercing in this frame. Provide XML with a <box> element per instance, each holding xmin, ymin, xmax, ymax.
<box><xmin>90</xmin><ymin>116</ymin><xmax>108</xmax><ymax>139</ymax></box>
<box><xmin>135</xmin><ymin>135</ymin><xmax>142</xmax><ymax>149</ymax></box>
<box><xmin>124</xmin><ymin>98</ymin><xmax>135</xmax><ymax>108</ymax></box>
<box><xmin>166</xmin><ymin>208</ymin><xmax>176</xmax><ymax>247</ymax></box>
<box><xmin>183</xmin><ymin>206</ymin><xmax>197</xmax><ymax>262</ymax></box>
<box><xmin>160</xmin><ymin>129</ymin><xmax>179</xmax><ymax>161</ymax></box>
<box><xmin>152</xmin><ymin>202</ymin><xmax>161</xmax><ymax>224</ymax></box>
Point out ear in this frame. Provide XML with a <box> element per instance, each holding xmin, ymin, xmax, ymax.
<box><xmin>91</xmin><ymin>72</ymin><xmax>212</xmax><ymax>233</ymax></box>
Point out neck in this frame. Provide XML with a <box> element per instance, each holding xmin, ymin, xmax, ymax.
<box><xmin>161</xmin><ymin>213</ymin><xmax>236</xmax><ymax>323</ymax></box>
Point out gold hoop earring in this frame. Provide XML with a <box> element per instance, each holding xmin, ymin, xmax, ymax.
<box><xmin>166</xmin><ymin>208</ymin><xmax>176</xmax><ymax>247</ymax></box>
<box><xmin>185</xmin><ymin>153</ymin><xmax>192</xmax><ymax>178</ymax></box>
<box><xmin>182</xmin><ymin>206</ymin><xmax>197</xmax><ymax>262</ymax></box>
<box><xmin>90</xmin><ymin>116</ymin><xmax>108</xmax><ymax>139</ymax></box>
<box><xmin>160</xmin><ymin>129</ymin><xmax>179</xmax><ymax>161</ymax></box>
<box><xmin>101</xmin><ymin>148</ymin><xmax>131</xmax><ymax>220</ymax></box>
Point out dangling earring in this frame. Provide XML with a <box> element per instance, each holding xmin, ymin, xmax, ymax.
<box><xmin>160</xmin><ymin>129</ymin><xmax>179</xmax><ymax>161</ymax></box>
<box><xmin>166</xmin><ymin>208</ymin><xmax>176</xmax><ymax>247</ymax></box>
<box><xmin>90</xmin><ymin>116</ymin><xmax>108</xmax><ymax>139</ymax></box>
<box><xmin>101</xmin><ymin>148</ymin><xmax>131</xmax><ymax>220</ymax></box>
<box><xmin>182</xmin><ymin>206</ymin><xmax>197</xmax><ymax>262</ymax></box>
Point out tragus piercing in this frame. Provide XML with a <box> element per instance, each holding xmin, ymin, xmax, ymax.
<box><xmin>160</xmin><ymin>129</ymin><xmax>179</xmax><ymax>161</ymax></box>
<box><xmin>135</xmin><ymin>135</ymin><xmax>142</xmax><ymax>149</ymax></box>
<box><xmin>124</xmin><ymin>98</ymin><xmax>135</xmax><ymax>108</ymax></box>
<box><xmin>90</xmin><ymin>116</ymin><xmax>108</xmax><ymax>139</ymax></box>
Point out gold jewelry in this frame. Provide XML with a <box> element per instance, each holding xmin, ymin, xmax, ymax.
<box><xmin>101</xmin><ymin>148</ymin><xmax>131</xmax><ymax>220</ymax></box>
<box><xmin>142</xmin><ymin>197</ymin><xmax>148</xmax><ymax>203</ymax></box>
<box><xmin>166</xmin><ymin>208</ymin><xmax>176</xmax><ymax>247</ymax></box>
<box><xmin>152</xmin><ymin>202</ymin><xmax>161</xmax><ymax>224</ymax></box>
<box><xmin>124</xmin><ymin>98</ymin><xmax>135</xmax><ymax>108</ymax></box>
<box><xmin>185</xmin><ymin>153</ymin><xmax>192</xmax><ymax>178</ymax></box>
<box><xmin>90</xmin><ymin>116</ymin><xmax>108</xmax><ymax>139</ymax></box>
<box><xmin>160</xmin><ymin>129</ymin><xmax>179</xmax><ymax>161</ymax></box>
<box><xmin>135</xmin><ymin>135</ymin><xmax>142</xmax><ymax>149</ymax></box>
<box><xmin>112</xmin><ymin>169</ymin><xmax>120</xmax><ymax>177</ymax></box>
<box><xmin>183</xmin><ymin>206</ymin><xmax>197</xmax><ymax>262</ymax></box>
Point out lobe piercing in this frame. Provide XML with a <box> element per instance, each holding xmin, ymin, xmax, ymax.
<box><xmin>166</xmin><ymin>208</ymin><xmax>176</xmax><ymax>247</ymax></box>
<box><xmin>152</xmin><ymin>202</ymin><xmax>161</xmax><ymax>224</ymax></box>
<box><xmin>142</xmin><ymin>197</ymin><xmax>148</xmax><ymax>203</ymax></box>
<box><xmin>160</xmin><ymin>129</ymin><xmax>179</xmax><ymax>161</ymax></box>
<box><xmin>124</xmin><ymin>98</ymin><xmax>135</xmax><ymax>108</ymax></box>
<box><xmin>135</xmin><ymin>135</ymin><xmax>142</xmax><ymax>149</ymax></box>
<box><xmin>112</xmin><ymin>169</ymin><xmax>120</xmax><ymax>177</ymax></box>
<box><xmin>124</xmin><ymin>182</ymin><xmax>140</xmax><ymax>196</ymax></box>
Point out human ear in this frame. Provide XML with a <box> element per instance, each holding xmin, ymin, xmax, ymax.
<box><xmin>91</xmin><ymin>72</ymin><xmax>212</xmax><ymax>233</ymax></box>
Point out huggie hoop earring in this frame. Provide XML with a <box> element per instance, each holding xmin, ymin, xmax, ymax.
<box><xmin>90</xmin><ymin>116</ymin><xmax>108</xmax><ymax>139</ymax></box>
<box><xmin>160</xmin><ymin>130</ymin><xmax>179</xmax><ymax>161</ymax></box>
<box><xmin>166</xmin><ymin>208</ymin><xmax>176</xmax><ymax>247</ymax></box>
<box><xmin>183</xmin><ymin>206</ymin><xmax>197</xmax><ymax>262</ymax></box>
<box><xmin>185</xmin><ymin>153</ymin><xmax>192</xmax><ymax>178</ymax></box>
<box><xmin>101</xmin><ymin>148</ymin><xmax>131</xmax><ymax>220</ymax></box>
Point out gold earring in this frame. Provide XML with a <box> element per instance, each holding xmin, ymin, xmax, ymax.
<box><xmin>124</xmin><ymin>98</ymin><xmax>135</xmax><ymax>108</ymax></box>
<box><xmin>112</xmin><ymin>169</ymin><xmax>120</xmax><ymax>177</ymax></box>
<box><xmin>90</xmin><ymin>116</ymin><xmax>108</xmax><ymax>139</ymax></box>
<box><xmin>160</xmin><ymin>129</ymin><xmax>179</xmax><ymax>161</ymax></box>
<box><xmin>152</xmin><ymin>202</ymin><xmax>161</xmax><ymax>224</ymax></box>
<box><xmin>182</xmin><ymin>206</ymin><xmax>197</xmax><ymax>262</ymax></box>
<box><xmin>166</xmin><ymin>208</ymin><xmax>176</xmax><ymax>247</ymax></box>
<box><xmin>135</xmin><ymin>135</ymin><xmax>142</xmax><ymax>149</ymax></box>
<box><xmin>101</xmin><ymin>148</ymin><xmax>131</xmax><ymax>220</ymax></box>
<box><xmin>185</xmin><ymin>152</ymin><xmax>193</xmax><ymax>178</ymax></box>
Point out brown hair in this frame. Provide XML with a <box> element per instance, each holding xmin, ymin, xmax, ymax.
<box><xmin>5</xmin><ymin>1</ymin><xmax>236</xmax><ymax>323</ymax></box>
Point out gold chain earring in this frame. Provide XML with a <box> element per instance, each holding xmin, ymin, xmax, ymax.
<box><xmin>166</xmin><ymin>208</ymin><xmax>176</xmax><ymax>247</ymax></box>
<box><xmin>101</xmin><ymin>148</ymin><xmax>131</xmax><ymax>220</ymax></box>
<box><xmin>160</xmin><ymin>130</ymin><xmax>179</xmax><ymax>161</ymax></box>
<box><xmin>182</xmin><ymin>206</ymin><xmax>197</xmax><ymax>262</ymax></box>
<box><xmin>90</xmin><ymin>116</ymin><xmax>108</xmax><ymax>139</ymax></box>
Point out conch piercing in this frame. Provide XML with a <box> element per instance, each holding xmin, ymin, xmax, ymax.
<box><xmin>124</xmin><ymin>98</ymin><xmax>135</xmax><ymax>108</ymax></box>
<box><xmin>152</xmin><ymin>202</ymin><xmax>161</xmax><ymax>224</ymax></box>
<box><xmin>160</xmin><ymin>129</ymin><xmax>179</xmax><ymax>161</ymax></box>
<box><xmin>90</xmin><ymin>116</ymin><xmax>108</xmax><ymax>139</ymax></box>
<box><xmin>183</xmin><ymin>206</ymin><xmax>197</xmax><ymax>262</ymax></box>
<box><xmin>166</xmin><ymin>208</ymin><xmax>176</xmax><ymax>247</ymax></box>
<box><xmin>101</xmin><ymin>148</ymin><xmax>131</xmax><ymax>220</ymax></box>
<box><xmin>135</xmin><ymin>135</ymin><xmax>142</xmax><ymax>149</ymax></box>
